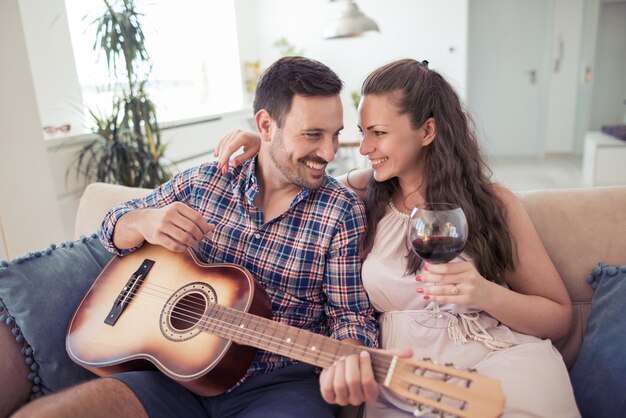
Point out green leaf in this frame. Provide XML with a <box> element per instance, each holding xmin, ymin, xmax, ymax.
<box><xmin>71</xmin><ymin>0</ymin><xmax>171</xmax><ymax>189</ymax></box>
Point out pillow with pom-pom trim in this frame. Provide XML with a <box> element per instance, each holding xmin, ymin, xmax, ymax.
<box><xmin>0</xmin><ymin>235</ymin><xmax>113</xmax><ymax>400</ymax></box>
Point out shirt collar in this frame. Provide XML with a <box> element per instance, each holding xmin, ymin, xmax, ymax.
<box><xmin>243</xmin><ymin>158</ymin><xmax>259</xmax><ymax>204</ymax></box>
<box><xmin>237</xmin><ymin>157</ymin><xmax>314</xmax><ymax>209</ymax></box>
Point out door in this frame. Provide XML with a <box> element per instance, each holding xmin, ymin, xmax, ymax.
<box><xmin>467</xmin><ymin>0</ymin><xmax>551</xmax><ymax>156</ymax></box>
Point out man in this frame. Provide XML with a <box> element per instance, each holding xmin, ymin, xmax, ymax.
<box><xmin>14</xmin><ymin>57</ymin><xmax>378</xmax><ymax>418</ymax></box>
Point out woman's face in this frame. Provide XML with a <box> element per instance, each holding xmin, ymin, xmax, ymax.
<box><xmin>357</xmin><ymin>93</ymin><xmax>434</xmax><ymax>184</ymax></box>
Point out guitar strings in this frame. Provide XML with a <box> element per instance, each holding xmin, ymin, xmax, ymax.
<box><xmin>106</xmin><ymin>284</ymin><xmax>478</xmax><ymax>414</ymax></box>
<box><xmin>124</xmin><ymin>282</ymin><xmax>470</xmax><ymax>390</ymax></box>
<box><xmin>105</xmin><ymin>280</ymin><xmax>399</xmax><ymax>375</ymax></box>
<box><xmin>126</xmin><ymin>283</ymin><xmax>376</xmax><ymax>367</ymax></box>
<box><xmin>103</xmin><ymin>279</ymin><xmax>476</xmax><ymax>405</ymax></box>
<box><xmin>120</xmin><ymin>283</ymin><xmax>437</xmax><ymax>381</ymax></box>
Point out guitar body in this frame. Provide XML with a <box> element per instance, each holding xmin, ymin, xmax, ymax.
<box><xmin>66</xmin><ymin>244</ymin><xmax>272</xmax><ymax>396</ymax></box>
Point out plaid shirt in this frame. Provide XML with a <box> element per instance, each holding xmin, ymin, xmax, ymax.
<box><xmin>100</xmin><ymin>159</ymin><xmax>379</xmax><ymax>385</ymax></box>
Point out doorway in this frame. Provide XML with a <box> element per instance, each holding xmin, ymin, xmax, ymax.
<box><xmin>467</xmin><ymin>0</ymin><xmax>551</xmax><ymax>156</ymax></box>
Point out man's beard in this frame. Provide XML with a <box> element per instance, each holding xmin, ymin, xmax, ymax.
<box><xmin>268</xmin><ymin>130</ymin><xmax>327</xmax><ymax>190</ymax></box>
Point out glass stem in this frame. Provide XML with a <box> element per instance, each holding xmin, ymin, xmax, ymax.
<box><xmin>432</xmin><ymin>302</ymin><xmax>443</xmax><ymax>319</ymax></box>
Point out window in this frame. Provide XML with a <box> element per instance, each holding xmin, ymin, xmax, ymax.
<box><xmin>65</xmin><ymin>0</ymin><xmax>244</xmax><ymax>124</ymax></box>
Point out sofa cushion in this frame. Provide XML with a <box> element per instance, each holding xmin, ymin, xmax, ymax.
<box><xmin>569</xmin><ymin>263</ymin><xmax>626</xmax><ymax>417</ymax></box>
<box><xmin>0</xmin><ymin>235</ymin><xmax>113</xmax><ymax>399</ymax></box>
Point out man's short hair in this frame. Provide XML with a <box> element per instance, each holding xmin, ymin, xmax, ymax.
<box><xmin>253</xmin><ymin>56</ymin><xmax>343</xmax><ymax>127</ymax></box>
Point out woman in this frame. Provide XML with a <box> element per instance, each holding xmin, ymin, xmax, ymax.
<box><xmin>215</xmin><ymin>59</ymin><xmax>580</xmax><ymax>417</ymax></box>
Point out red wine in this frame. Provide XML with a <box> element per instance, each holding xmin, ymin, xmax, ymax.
<box><xmin>411</xmin><ymin>235</ymin><xmax>465</xmax><ymax>264</ymax></box>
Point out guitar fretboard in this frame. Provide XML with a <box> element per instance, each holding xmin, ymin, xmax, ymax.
<box><xmin>201</xmin><ymin>302</ymin><xmax>392</xmax><ymax>382</ymax></box>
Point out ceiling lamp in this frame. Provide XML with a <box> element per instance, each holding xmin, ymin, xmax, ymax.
<box><xmin>323</xmin><ymin>0</ymin><xmax>380</xmax><ymax>40</ymax></box>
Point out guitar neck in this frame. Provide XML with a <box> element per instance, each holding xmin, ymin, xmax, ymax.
<box><xmin>202</xmin><ymin>302</ymin><xmax>391</xmax><ymax>380</ymax></box>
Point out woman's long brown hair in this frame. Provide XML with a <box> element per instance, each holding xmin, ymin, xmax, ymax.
<box><xmin>360</xmin><ymin>59</ymin><xmax>514</xmax><ymax>284</ymax></box>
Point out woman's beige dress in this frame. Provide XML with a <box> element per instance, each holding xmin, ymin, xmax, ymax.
<box><xmin>362</xmin><ymin>205</ymin><xmax>580</xmax><ymax>418</ymax></box>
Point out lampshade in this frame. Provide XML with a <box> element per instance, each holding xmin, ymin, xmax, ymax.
<box><xmin>323</xmin><ymin>0</ymin><xmax>380</xmax><ymax>40</ymax></box>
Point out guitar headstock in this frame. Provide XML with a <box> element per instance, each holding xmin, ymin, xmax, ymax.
<box><xmin>382</xmin><ymin>356</ymin><xmax>504</xmax><ymax>418</ymax></box>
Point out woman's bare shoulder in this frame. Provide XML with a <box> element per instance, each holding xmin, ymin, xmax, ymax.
<box><xmin>491</xmin><ymin>183</ymin><xmax>520</xmax><ymax>208</ymax></box>
<box><xmin>490</xmin><ymin>184</ymin><xmax>534</xmax><ymax>230</ymax></box>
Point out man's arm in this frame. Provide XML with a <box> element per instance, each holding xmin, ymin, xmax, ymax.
<box><xmin>111</xmin><ymin>204</ymin><xmax>213</xmax><ymax>252</ymax></box>
<box><xmin>322</xmin><ymin>200</ymin><xmax>378</xmax><ymax>348</ymax></box>
<box><xmin>99</xmin><ymin>165</ymin><xmax>212</xmax><ymax>254</ymax></box>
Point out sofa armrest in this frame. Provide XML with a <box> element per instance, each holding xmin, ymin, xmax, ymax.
<box><xmin>74</xmin><ymin>183</ymin><xmax>151</xmax><ymax>239</ymax></box>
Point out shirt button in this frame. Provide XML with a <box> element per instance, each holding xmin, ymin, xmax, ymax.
<box><xmin>254</xmin><ymin>233</ymin><xmax>261</xmax><ymax>239</ymax></box>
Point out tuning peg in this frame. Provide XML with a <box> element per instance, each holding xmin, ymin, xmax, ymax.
<box><xmin>413</xmin><ymin>404</ymin><xmax>449</xmax><ymax>418</ymax></box>
<box><xmin>412</xmin><ymin>405</ymin><xmax>432</xmax><ymax>417</ymax></box>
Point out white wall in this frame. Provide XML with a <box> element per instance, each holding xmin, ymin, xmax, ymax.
<box><xmin>0</xmin><ymin>0</ymin><xmax>64</xmax><ymax>259</ymax></box>
<box><xmin>236</xmin><ymin>0</ymin><xmax>468</xmax><ymax>140</ymax></box>
<box><xmin>20</xmin><ymin>0</ymin><xmax>85</xmax><ymax>136</ymax></box>
<box><xmin>589</xmin><ymin>0</ymin><xmax>626</xmax><ymax>129</ymax></box>
<box><xmin>234</xmin><ymin>0</ymin><xmax>261</xmax><ymax>103</ymax></box>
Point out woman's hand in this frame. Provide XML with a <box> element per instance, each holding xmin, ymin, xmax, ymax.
<box><xmin>214</xmin><ymin>129</ymin><xmax>261</xmax><ymax>173</ymax></box>
<box><xmin>416</xmin><ymin>261</ymin><xmax>496</xmax><ymax>310</ymax></box>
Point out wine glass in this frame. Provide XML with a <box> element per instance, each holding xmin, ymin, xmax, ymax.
<box><xmin>407</xmin><ymin>203</ymin><xmax>468</xmax><ymax>328</ymax></box>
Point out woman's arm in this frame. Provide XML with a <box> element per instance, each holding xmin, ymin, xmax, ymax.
<box><xmin>421</xmin><ymin>186</ymin><xmax>572</xmax><ymax>342</ymax></box>
<box><xmin>213</xmin><ymin>130</ymin><xmax>261</xmax><ymax>173</ymax></box>
<box><xmin>481</xmin><ymin>186</ymin><xmax>572</xmax><ymax>341</ymax></box>
<box><xmin>336</xmin><ymin>168</ymin><xmax>371</xmax><ymax>201</ymax></box>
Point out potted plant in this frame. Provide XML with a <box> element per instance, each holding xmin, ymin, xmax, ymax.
<box><xmin>73</xmin><ymin>0</ymin><xmax>171</xmax><ymax>188</ymax></box>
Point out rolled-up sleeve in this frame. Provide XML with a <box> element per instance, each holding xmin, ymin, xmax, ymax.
<box><xmin>98</xmin><ymin>166</ymin><xmax>200</xmax><ymax>255</ymax></box>
<box><xmin>324</xmin><ymin>201</ymin><xmax>379</xmax><ymax>348</ymax></box>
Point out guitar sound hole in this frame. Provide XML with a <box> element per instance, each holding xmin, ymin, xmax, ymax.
<box><xmin>170</xmin><ymin>292</ymin><xmax>206</xmax><ymax>331</ymax></box>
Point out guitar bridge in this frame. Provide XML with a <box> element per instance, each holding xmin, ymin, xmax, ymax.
<box><xmin>104</xmin><ymin>258</ymin><xmax>155</xmax><ymax>326</ymax></box>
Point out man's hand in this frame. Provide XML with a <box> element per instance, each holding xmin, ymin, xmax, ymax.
<box><xmin>113</xmin><ymin>203</ymin><xmax>214</xmax><ymax>252</ymax></box>
<box><xmin>319</xmin><ymin>347</ymin><xmax>413</xmax><ymax>406</ymax></box>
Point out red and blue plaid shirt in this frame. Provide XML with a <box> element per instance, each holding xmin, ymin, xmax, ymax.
<box><xmin>100</xmin><ymin>159</ymin><xmax>379</xmax><ymax>383</ymax></box>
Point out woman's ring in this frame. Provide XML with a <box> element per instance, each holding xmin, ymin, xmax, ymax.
<box><xmin>451</xmin><ymin>285</ymin><xmax>459</xmax><ymax>295</ymax></box>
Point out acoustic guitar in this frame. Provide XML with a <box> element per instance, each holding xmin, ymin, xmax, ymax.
<box><xmin>66</xmin><ymin>244</ymin><xmax>504</xmax><ymax>418</ymax></box>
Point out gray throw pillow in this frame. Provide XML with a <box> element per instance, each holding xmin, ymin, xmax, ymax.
<box><xmin>0</xmin><ymin>235</ymin><xmax>113</xmax><ymax>399</ymax></box>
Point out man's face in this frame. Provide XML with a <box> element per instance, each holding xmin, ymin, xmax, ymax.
<box><xmin>268</xmin><ymin>95</ymin><xmax>343</xmax><ymax>190</ymax></box>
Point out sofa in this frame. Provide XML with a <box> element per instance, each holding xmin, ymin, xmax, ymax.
<box><xmin>1</xmin><ymin>182</ymin><xmax>626</xmax><ymax>418</ymax></box>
